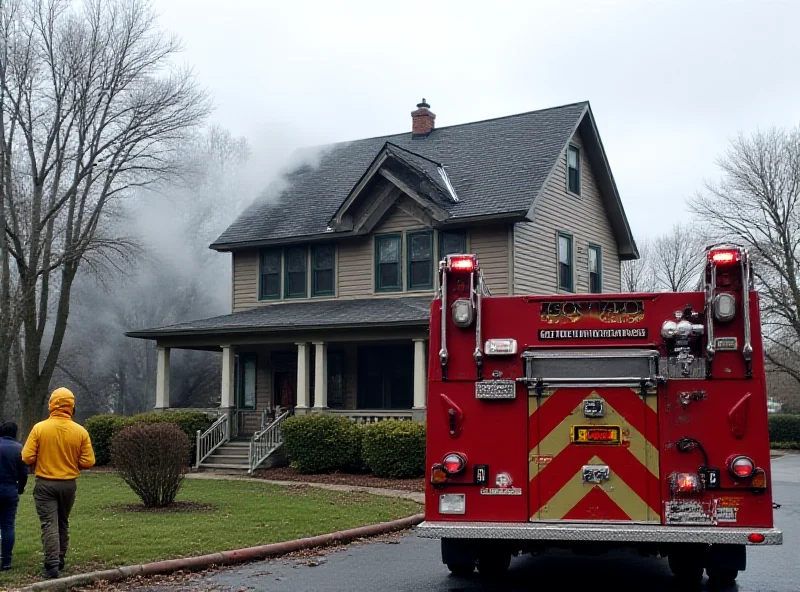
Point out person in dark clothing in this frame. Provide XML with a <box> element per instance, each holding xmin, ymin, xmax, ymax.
<box><xmin>0</xmin><ymin>422</ymin><xmax>27</xmax><ymax>570</ymax></box>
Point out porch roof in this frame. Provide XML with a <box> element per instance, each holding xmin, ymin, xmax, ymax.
<box><xmin>125</xmin><ymin>296</ymin><xmax>433</xmax><ymax>339</ymax></box>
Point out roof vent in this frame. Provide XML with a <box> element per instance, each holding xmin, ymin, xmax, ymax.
<box><xmin>411</xmin><ymin>98</ymin><xmax>435</xmax><ymax>138</ymax></box>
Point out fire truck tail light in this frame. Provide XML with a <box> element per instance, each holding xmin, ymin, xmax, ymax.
<box><xmin>710</xmin><ymin>249</ymin><xmax>741</xmax><ymax>265</ymax></box>
<box><xmin>748</xmin><ymin>533</ymin><xmax>765</xmax><ymax>544</ymax></box>
<box><xmin>484</xmin><ymin>339</ymin><xmax>517</xmax><ymax>355</ymax></box>
<box><xmin>451</xmin><ymin>299</ymin><xmax>474</xmax><ymax>327</ymax></box>
<box><xmin>439</xmin><ymin>494</ymin><xmax>466</xmax><ymax>515</ymax></box>
<box><xmin>729</xmin><ymin>455</ymin><xmax>756</xmax><ymax>479</ymax></box>
<box><xmin>431</xmin><ymin>464</ymin><xmax>448</xmax><ymax>485</ymax></box>
<box><xmin>668</xmin><ymin>472</ymin><xmax>702</xmax><ymax>494</ymax></box>
<box><xmin>442</xmin><ymin>453</ymin><xmax>467</xmax><ymax>475</ymax></box>
<box><xmin>448</xmin><ymin>255</ymin><xmax>478</xmax><ymax>273</ymax></box>
<box><xmin>751</xmin><ymin>468</ymin><xmax>767</xmax><ymax>491</ymax></box>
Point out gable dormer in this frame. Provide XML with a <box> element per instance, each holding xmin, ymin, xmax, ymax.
<box><xmin>328</xmin><ymin>142</ymin><xmax>458</xmax><ymax>234</ymax></box>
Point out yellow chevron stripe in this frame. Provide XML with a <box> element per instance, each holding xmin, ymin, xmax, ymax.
<box><xmin>530</xmin><ymin>391</ymin><xmax>659</xmax><ymax>479</ymax></box>
<box><xmin>535</xmin><ymin>455</ymin><xmax>656</xmax><ymax>522</ymax></box>
<box><xmin>528</xmin><ymin>397</ymin><xmax>541</xmax><ymax>480</ymax></box>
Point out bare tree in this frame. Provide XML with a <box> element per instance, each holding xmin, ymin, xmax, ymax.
<box><xmin>651</xmin><ymin>222</ymin><xmax>707</xmax><ymax>292</ymax></box>
<box><xmin>0</xmin><ymin>0</ymin><xmax>210</xmax><ymax>434</ymax></box>
<box><xmin>691</xmin><ymin>127</ymin><xmax>800</xmax><ymax>389</ymax></box>
<box><xmin>620</xmin><ymin>237</ymin><xmax>657</xmax><ymax>292</ymax></box>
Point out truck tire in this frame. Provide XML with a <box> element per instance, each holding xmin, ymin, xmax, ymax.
<box><xmin>447</xmin><ymin>563</ymin><xmax>475</xmax><ymax>576</ymax></box>
<box><xmin>668</xmin><ymin>553</ymin><xmax>704</xmax><ymax>584</ymax></box>
<box><xmin>476</xmin><ymin>549</ymin><xmax>511</xmax><ymax>577</ymax></box>
<box><xmin>706</xmin><ymin>567</ymin><xmax>738</xmax><ymax>587</ymax></box>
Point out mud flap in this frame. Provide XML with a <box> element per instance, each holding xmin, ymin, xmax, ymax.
<box><xmin>441</xmin><ymin>538</ymin><xmax>478</xmax><ymax>565</ymax></box>
<box><xmin>706</xmin><ymin>544</ymin><xmax>746</xmax><ymax>571</ymax></box>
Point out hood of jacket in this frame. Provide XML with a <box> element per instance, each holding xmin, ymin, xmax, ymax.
<box><xmin>48</xmin><ymin>387</ymin><xmax>75</xmax><ymax>419</ymax></box>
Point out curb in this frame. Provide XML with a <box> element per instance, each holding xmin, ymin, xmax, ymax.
<box><xmin>19</xmin><ymin>513</ymin><xmax>424</xmax><ymax>592</ymax></box>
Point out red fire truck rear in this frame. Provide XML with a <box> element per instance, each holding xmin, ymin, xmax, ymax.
<box><xmin>416</xmin><ymin>246</ymin><xmax>782</xmax><ymax>586</ymax></box>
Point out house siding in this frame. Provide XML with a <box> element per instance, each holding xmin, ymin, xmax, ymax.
<box><xmin>513</xmin><ymin>130</ymin><xmax>621</xmax><ymax>295</ymax></box>
<box><xmin>232</xmin><ymin>198</ymin><xmax>511</xmax><ymax>311</ymax></box>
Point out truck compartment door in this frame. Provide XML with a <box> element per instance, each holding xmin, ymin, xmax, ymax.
<box><xmin>526</xmin><ymin>349</ymin><xmax>661</xmax><ymax>523</ymax></box>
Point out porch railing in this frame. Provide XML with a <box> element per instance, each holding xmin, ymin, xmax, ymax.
<box><xmin>249</xmin><ymin>410</ymin><xmax>290</xmax><ymax>474</ymax></box>
<box><xmin>233</xmin><ymin>409</ymin><xmax>268</xmax><ymax>438</ymax></box>
<box><xmin>195</xmin><ymin>413</ymin><xmax>229</xmax><ymax>467</ymax></box>
<box><xmin>328</xmin><ymin>410</ymin><xmax>414</xmax><ymax>424</ymax></box>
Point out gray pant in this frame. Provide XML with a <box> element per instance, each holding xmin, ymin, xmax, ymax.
<box><xmin>33</xmin><ymin>478</ymin><xmax>76</xmax><ymax>570</ymax></box>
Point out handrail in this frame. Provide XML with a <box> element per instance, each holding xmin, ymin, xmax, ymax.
<box><xmin>248</xmin><ymin>410</ymin><xmax>290</xmax><ymax>474</ymax></box>
<box><xmin>195</xmin><ymin>413</ymin><xmax>229</xmax><ymax>467</ymax></box>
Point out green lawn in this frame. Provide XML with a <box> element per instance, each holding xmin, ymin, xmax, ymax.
<box><xmin>0</xmin><ymin>473</ymin><xmax>421</xmax><ymax>588</ymax></box>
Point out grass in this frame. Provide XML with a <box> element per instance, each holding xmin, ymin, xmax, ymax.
<box><xmin>0</xmin><ymin>472</ymin><xmax>421</xmax><ymax>588</ymax></box>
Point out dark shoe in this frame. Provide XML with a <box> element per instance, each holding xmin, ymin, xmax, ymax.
<box><xmin>1</xmin><ymin>564</ymin><xmax>11</xmax><ymax>571</ymax></box>
<box><xmin>45</xmin><ymin>567</ymin><xmax>59</xmax><ymax>579</ymax></box>
<box><xmin>58</xmin><ymin>557</ymin><xmax>65</xmax><ymax>570</ymax></box>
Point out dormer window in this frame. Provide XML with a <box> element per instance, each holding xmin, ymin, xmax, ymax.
<box><xmin>567</xmin><ymin>145</ymin><xmax>580</xmax><ymax>195</ymax></box>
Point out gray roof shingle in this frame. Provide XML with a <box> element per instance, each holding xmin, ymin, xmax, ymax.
<box><xmin>211</xmin><ymin>102</ymin><xmax>589</xmax><ymax>250</ymax></box>
<box><xmin>126</xmin><ymin>297</ymin><xmax>433</xmax><ymax>338</ymax></box>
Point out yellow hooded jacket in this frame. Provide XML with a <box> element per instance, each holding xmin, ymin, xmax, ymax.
<box><xmin>22</xmin><ymin>388</ymin><xmax>96</xmax><ymax>480</ymax></box>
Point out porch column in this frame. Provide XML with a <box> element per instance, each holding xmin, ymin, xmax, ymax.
<box><xmin>220</xmin><ymin>345</ymin><xmax>235</xmax><ymax>409</ymax></box>
<box><xmin>155</xmin><ymin>346</ymin><xmax>170</xmax><ymax>409</ymax></box>
<box><xmin>296</xmin><ymin>342</ymin><xmax>311</xmax><ymax>412</ymax></box>
<box><xmin>313</xmin><ymin>341</ymin><xmax>328</xmax><ymax>411</ymax></box>
<box><xmin>412</xmin><ymin>338</ymin><xmax>427</xmax><ymax>421</ymax></box>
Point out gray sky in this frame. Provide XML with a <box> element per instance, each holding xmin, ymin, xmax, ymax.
<box><xmin>155</xmin><ymin>0</ymin><xmax>800</xmax><ymax>242</ymax></box>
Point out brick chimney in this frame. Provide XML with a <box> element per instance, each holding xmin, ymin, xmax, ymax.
<box><xmin>411</xmin><ymin>98</ymin><xmax>435</xmax><ymax>137</ymax></box>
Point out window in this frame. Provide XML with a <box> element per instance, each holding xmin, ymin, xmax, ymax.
<box><xmin>236</xmin><ymin>353</ymin><xmax>257</xmax><ymax>409</ymax></box>
<box><xmin>438</xmin><ymin>231</ymin><xmax>467</xmax><ymax>260</ymax></box>
<box><xmin>259</xmin><ymin>249</ymin><xmax>281</xmax><ymax>300</ymax></box>
<box><xmin>567</xmin><ymin>145</ymin><xmax>580</xmax><ymax>195</ymax></box>
<box><xmin>312</xmin><ymin>245</ymin><xmax>335</xmax><ymax>296</ymax></box>
<box><xmin>558</xmin><ymin>233</ymin><xmax>573</xmax><ymax>292</ymax></box>
<box><xmin>285</xmin><ymin>247</ymin><xmax>307</xmax><ymax>298</ymax></box>
<box><xmin>588</xmin><ymin>244</ymin><xmax>602</xmax><ymax>293</ymax></box>
<box><xmin>375</xmin><ymin>234</ymin><xmax>401</xmax><ymax>291</ymax></box>
<box><xmin>407</xmin><ymin>231</ymin><xmax>433</xmax><ymax>290</ymax></box>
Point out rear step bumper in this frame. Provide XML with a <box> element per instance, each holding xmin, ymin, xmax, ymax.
<box><xmin>416</xmin><ymin>521</ymin><xmax>782</xmax><ymax>545</ymax></box>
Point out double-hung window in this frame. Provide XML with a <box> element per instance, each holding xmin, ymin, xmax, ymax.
<box><xmin>567</xmin><ymin>145</ymin><xmax>581</xmax><ymax>195</ymax></box>
<box><xmin>312</xmin><ymin>245</ymin><xmax>334</xmax><ymax>297</ymax></box>
<box><xmin>259</xmin><ymin>249</ymin><xmax>281</xmax><ymax>300</ymax></box>
<box><xmin>407</xmin><ymin>231</ymin><xmax>433</xmax><ymax>290</ymax></box>
<box><xmin>438</xmin><ymin>231</ymin><xmax>467</xmax><ymax>260</ymax></box>
<box><xmin>558</xmin><ymin>233</ymin><xmax>573</xmax><ymax>292</ymax></box>
<box><xmin>285</xmin><ymin>247</ymin><xmax>307</xmax><ymax>298</ymax></box>
<box><xmin>375</xmin><ymin>234</ymin><xmax>402</xmax><ymax>291</ymax></box>
<box><xmin>588</xmin><ymin>244</ymin><xmax>602</xmax><ymax>293</ymax></box>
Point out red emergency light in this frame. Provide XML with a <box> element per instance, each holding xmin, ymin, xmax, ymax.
<box><xmin>448</xmin><ymin>255</ymin><xmax>478</xmax><ymax>272</ymax></box>
<box><xmin>709</xmin><ymin>249</ymin><xmax>741</xmax><ymax>265</ymax></box>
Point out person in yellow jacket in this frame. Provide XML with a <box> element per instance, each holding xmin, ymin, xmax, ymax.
<box><xmin>22</xmin><ymin>388</ymin><xmax>95</xmax><ymax>579</ymax></box>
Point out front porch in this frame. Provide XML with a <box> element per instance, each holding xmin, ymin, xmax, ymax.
<box><xmin>126</xmin><ymin>296</ymin><xmax>432</xmax><ymax>472</ymax></box>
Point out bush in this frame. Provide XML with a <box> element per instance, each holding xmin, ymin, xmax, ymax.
<box><xmin>85</xmin><ymin>410</ymin><xmax>212</xmax><ymax>466</ymax></box>
<box><xmin>771</xmin><ymin>441</ymin><xmax>800</xmax><ymax>450</ymax></box>
<box><xmin>111</xmin><ymin>423</ymin><xmax>190</xmax><ymax>507</ymax></box>
<box><xmin>84</xmin><ymin>415</ymin><xmax>129</xmax><ymax>466</ymax></box>
<box><xmin>282</xmin><ymin>414</ymin><xmax>363</xmax><ymax>473</ymax></box>
<box><xmin>768</xmin><ymin>414</ymin><xmax>800</xmax><ymax>443</ymax></box>
<box><xmin>128</xmin><ymin>410</ymin><xmax>213</xmax><ymax>463</ymax></box>
<box><xmin>362</xmin><ymin>420</ymin><xmax>425</xmax><ymax>479</ymax></box>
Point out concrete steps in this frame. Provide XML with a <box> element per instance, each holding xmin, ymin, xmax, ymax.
<box><xmin>198</xmin><ymin>440</ymin><xmax>287</xmax><ymax>472</ymax></box>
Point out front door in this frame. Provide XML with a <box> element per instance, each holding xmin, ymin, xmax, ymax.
<box><xmin>274</xmin><ymin>371</ymin><xmax>297</xmax><ymax>409</ymax></box>
<box><xmin>526</xmin><ymin>351</ymin><xmax>661</xmax><ymax>523</ymax></box>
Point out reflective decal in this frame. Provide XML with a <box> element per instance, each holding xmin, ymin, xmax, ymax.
<box><xmin>664</xmin><ymin>500</ymin><xmax>715</xmax><ymax>525</ymax></box>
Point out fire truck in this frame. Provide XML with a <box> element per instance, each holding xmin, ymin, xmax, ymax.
<box><xmin>416</xmin><ymin>246</ymin><xmax>782</xmax><ymax>586</ymax></box>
